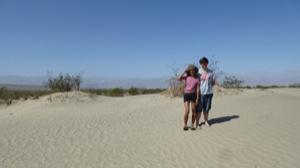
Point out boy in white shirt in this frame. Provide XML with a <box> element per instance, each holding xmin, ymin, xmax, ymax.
<box><xmin>196</xmin><ymin>57</ymin><xmax>216</xmax><ymax>127</ymax></box>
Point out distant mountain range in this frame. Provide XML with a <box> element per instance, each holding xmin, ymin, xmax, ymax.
<box><xmin>1</xmin><ymin>70</ymin><xmax>300</xmax><ymax>90</ymax></box>
<box><xmin>233</xmin><ymin>70</ymin><xmax>300</xmax><ymax>86</ymax></box>
<box><xmin>0</xmin><ymin>76</ymin><xmax>169</xmax><ymax>90</ymax></box>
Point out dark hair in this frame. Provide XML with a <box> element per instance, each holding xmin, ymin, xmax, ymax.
<box><xmin>199</xmin><ymin>57</ymin><xmax>209</xmax><ymax>64</ymax></box>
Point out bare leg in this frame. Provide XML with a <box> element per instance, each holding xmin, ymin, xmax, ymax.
<box><xmin>184</xmin><ymin>102</ymin><xmax>190</xmax><ymax>127</ymax></box>
<box><xmin>195</xmin><ymin>112</ymin><xmax>201</xmax><ymax>128</ymax></box>
<box><xmin>191</xmin><ymin>102</ymin><xmax>196</xmax><ymax>129</ymax></box>
<box><xmin>204</xmin><ymin>112</ymin><xmax>210</xmax><ymax>126</ymax></box>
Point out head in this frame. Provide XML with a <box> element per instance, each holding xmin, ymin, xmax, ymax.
<box><xmin>186</xmin><ymin>64</ymin><xmax>198</xmax><ymax>77</ymax></box>
<box><xmin>199</xmin><ymin>57</ymin><xmax>209</xmax><ymax>70</ymax></box>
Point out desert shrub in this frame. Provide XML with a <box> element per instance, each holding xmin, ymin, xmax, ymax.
<box><xmin>44</xmin><ymin>72</ymin><xmax>82</xmax><ymax>92</ymax></box>
<box><xmin>83</xmin><ymin>88</ymin><xmax>164</xmax><ymax>97</ymax></box>
<box><xmin>83</xmin><ymin>89</ymin><xmax>105</xmax><ymax>95</ymax></box>
<box><xmin>131</xmin><ymin>88</ymin><xmax>165</xmax><ymax>95</ymax></box>
<box><xmin>73</xmin><ymin>75</ymin><xmax>82</xmax><ymax>91</ymax></box>
<box><xmin>208</xmin><ymin>55</ymin><xmax>224</xmax><ymax>82</ymax></box>
<box><xmin>0</xmin><ymin>87</ymin><xmax>9</xmax><ymax>100</ymax></box>
<box><xmin>140</xmin><ymin>88</ymin><xmax>165</xmax><ymax>94</ymax></box>
<box><xmin>255</xmin><ymin>85</ymin><xmax>268</xmax><ymax>90</ymax></box>
<box><xmin>166</xmin><ymin>77</ymin><xmax>185</xmax><ymax>97</ymax></box>
<box><xmin>0</xmin><ymin>87</ymin><xmax>53</xmax><ymax>105</ymax></box>
<box><xmin>128</xmin><ymin>87</ymin><xmax>140</xmax><ymax>95</ymax></box>
<box><xmin>238</xmin><ymin>86</ymin><xmax>252</xmax><ymax>89</ymax></box>
<box><xmin>288</xmin><ymin>83</ymin><xmax>300</xmax><ymax>88</ymax></box>
<box><xmin>222</xmin><ymin>75</ymin><xmax>244</xmax><ymax>88</ymax></box>
<box><xmin>165</xmin><ymin>63</ymin><xmax>185</xmax><ymax>97</ymax></box>
<box><xmin>106</xmin><ymin>88</ymin><xmax>125</xmax><ymax>97</ymax></box>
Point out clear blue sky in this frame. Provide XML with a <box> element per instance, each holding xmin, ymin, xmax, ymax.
<box><xmin>1</xmin><ymin>0</ymin><xmax>299</xmax><ymax>78</ymax></box>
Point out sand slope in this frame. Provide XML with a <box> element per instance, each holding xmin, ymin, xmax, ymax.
<box><xmin>1</xmin><ymin>89</ymin><xmax>300</xmax><ymax>168</ymax></box>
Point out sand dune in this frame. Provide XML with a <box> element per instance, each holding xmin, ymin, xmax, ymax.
<box><xmin>1</xmin><ymin>89</ymin><xmax>300</xmax><ymax>168</ymax></box>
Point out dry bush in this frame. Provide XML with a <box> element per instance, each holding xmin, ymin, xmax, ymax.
<box><xmin>163</xmin><ymin>63</ymin><xmax>185</xmax><ymax>97</ymax></box>
<box><xmin>164</xmin><ymin>77</ymin><xmax>184</xmax><ymax>97</ymax></box>
<box><xmin>222</xmin><ymin>75</ymin><xmax>244</xmax><ymax>88</ymax></box>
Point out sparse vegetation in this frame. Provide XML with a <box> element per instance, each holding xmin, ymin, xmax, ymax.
<box><xmin>208</xmin><ymin>55</ymin><xmax>224</xmax><ymax>82</ymax></box>
<box><xmin>165</xmin><ymin>76</ymin><xmax>185</xmax><ymax>97</ymax></box>
<box><xmin>73</xmin><ymin>75</ymin><xmax>82</xmax><ymax>91</ymax></box>
<box><xmin>128</xmin><ymin>87</ymin><xmax>140</xmax><ymax>95</ymax></box>
<box><xmin>0</xmin><ymin>86</ymin><xmax>53</xmax><ymax>105</ymax></box>
<box><xmin>254</xmin><ymin>85</ymin><xmax>286</xmax><ymax>90</ymax></box>
<box><xmin>0</xmin><ymin>86</ymin><xmax>165</xmax><ymax>106</ymax></box>
<box><xmin>140</xmin><ymin>88</ymin><xmax>165</xmax><ymax>94</ymax></box>
<box><xmin>83</xmin><ymin>87</ymin><xmax>165</xmax><ymax>97</ymax></box>
<box><xmin>43</xmin><ymin>72</ymin><xmax>83</xmax><ymax>92</ymax></box>
<box><xmin>222</xmin><ymin>75</ymin><xmax>244</xmax><ymax>88</ymax></box>
<box><xmin>107</xmin><ymin>88</ymin><xmax>125</xmax><ymax>97</ymax></box>
<box><xmin>288</xmin><ymin>83</ymin><xmax>300</xmax><ymax>88</ymax></box>
<box><xmin>0</xmin><ymin>87</ymin><xmax>9</xmax><ymax>104</ymax></box>
<box><xmin>165</xmin><ymin>63</ymin><xmax>185</xmax><ymax>97</ymax></box>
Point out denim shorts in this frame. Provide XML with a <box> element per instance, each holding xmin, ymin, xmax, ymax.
<box><xmin>196</xmin><ymin>94</ymin><xmax>213</xmax><ymax>113</ymax></box>
<box><xmin>183</xmin><ymin>93</ymin><xmax>197</xmax><ymax>102</ymax></box>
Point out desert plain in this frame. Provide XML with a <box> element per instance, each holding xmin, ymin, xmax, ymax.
<box><xmin>1</xmin><ymin>88</ymin><xmax>300</xmax><ymax>168</ymax></box>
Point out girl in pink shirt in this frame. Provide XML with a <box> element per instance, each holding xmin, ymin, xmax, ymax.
<box><xmin>178</xmin><ymin>65</ymin><xmax>200</xmax><ymax>131</ymax></box>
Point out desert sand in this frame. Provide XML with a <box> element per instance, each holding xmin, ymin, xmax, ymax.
<box><xmin>1</xmin><ymin>88</ymin><xmax>300</xmax><ymax>168</ymax></box>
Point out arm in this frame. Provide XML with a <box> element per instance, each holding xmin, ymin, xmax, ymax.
<box><xmin>177</xmin><ymin>69</ymin><xmax>188</xmax><ymax>81</ymax></box>
<box><xmin>212</xmin><ymin>72</ymin><xmax>216</xmax><ymax>87</ymax></box>
<box><xmin>196</xmin><ymin>83</ymin><xmax>200</xmax><ymax>104</ymax></box>
<box><xmin>212</xmin><ymin>79</ymin><xmax>216</xmax><ymax>87</ymax></box>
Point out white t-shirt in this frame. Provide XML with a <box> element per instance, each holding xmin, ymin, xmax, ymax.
<box><xmin>198</xmin><ymin>68</ymin><xmax>215</xmax><ymax>95</ymax></box>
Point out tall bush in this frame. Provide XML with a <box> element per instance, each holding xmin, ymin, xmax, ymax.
<box><xmin>165</xmin><ymin>63</ymin><xmax>185</xmax><ymax>97</ymax></box>
<box><xmin>44</xmin><ymin>72</ymin><xmax>83</xmax><ymax>92</ymax></box>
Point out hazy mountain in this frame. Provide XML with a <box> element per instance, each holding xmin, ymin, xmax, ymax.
<box><xmin>231</xmin><ymin>70</ymin><xmax>300</xmax><ymax>86</ymax></box>
<box><xmin>0</xmin><ymin>76</ymin><xmax>47</xmax><ymax>86</ymax></box>
<box><xmin>0</xmin><ymin>76</ymin><xmax>169</xmax><ymax>89</ymax></box>
<box><xmin>1</xmin><ymin>70</ymin><xmax>299</xmax><ymax>90</ymax></box>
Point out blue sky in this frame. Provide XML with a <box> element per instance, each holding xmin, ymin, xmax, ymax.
<box><xmin>1</xmin><ymin>0</ymin><xmax>300</xmax><ymax>78</ymax></box>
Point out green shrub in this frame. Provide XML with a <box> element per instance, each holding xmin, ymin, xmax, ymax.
<box><xmin>0</xmin><ymin>88</ymin><xmax>54</xmax><ymax>106</ymax></box>
<box><xmin>0</xmin><ymin>87</ymin><xmax>9</xmax><ymax>100</ymax></box>
<box><xmin>128</xmin><ymin>87</ymin><xmax>140</xmax><ymax>95</ymax></box>
<box><xmin>83</xmin><ymin>88</ymin><xmax>164</xmax><ymax>97</ymax></box>
<box><xmin>44</xmin><ymin>72</ymin><xmax>82</xmax><ymax>92</ymax></box>
<box><xmin>288</xmin><ymin>83</ymin><xmax>300</xmax><ymax>88</ymax></box>
<box><xmin>140</xmin><ymin>88</ymin><xmax>165</xmax><ymax>94</ymax></box>
<box><xmin>106</xmin><ymin>88</ymin><xmax>125</xmax><ymax>97</ymax></box>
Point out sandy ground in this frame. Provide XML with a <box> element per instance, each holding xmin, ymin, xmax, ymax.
<box><xmin>0</xmin><ymin>88</ymin><xmax>300</xmax><ymax>168</ymax></box>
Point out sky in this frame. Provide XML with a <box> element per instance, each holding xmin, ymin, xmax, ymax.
<box><xmin>1</xmin><ymin>0</ymin><xmax>300</xmax><ymax>79</ymax></box>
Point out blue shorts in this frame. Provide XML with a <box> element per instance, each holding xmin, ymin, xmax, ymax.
<box><xmin>196</xmin><ymin>94</ymin><xmax>213</xmax><ymax>113</ymax></box>
<box><xmin>183</xmin><ymin>93</ymin><xmax>197</xmax><ymax>102</ymax></box>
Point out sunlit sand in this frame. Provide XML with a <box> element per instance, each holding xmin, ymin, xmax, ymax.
<box><xmin>1</xmin><ymin>88</ymin><xmax>300</xmax><ymax>167</ymax></box>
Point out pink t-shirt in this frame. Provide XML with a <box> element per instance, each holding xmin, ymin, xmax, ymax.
<box><xmin>183</xmin><ymin>75</ymin><xmax>199</xmax><ymax>93</ymax></box>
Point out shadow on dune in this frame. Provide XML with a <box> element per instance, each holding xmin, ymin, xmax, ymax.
<box><xmin>200</xmin><ymin>115</ymin><xmax>240</xmax><ymax>126</ymax></box>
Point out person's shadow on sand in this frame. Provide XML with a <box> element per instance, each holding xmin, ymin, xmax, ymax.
<box><xmin>199</xmin><ymin>115</ymin><xmax>239</xmax><ymax>127</ymax></box>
